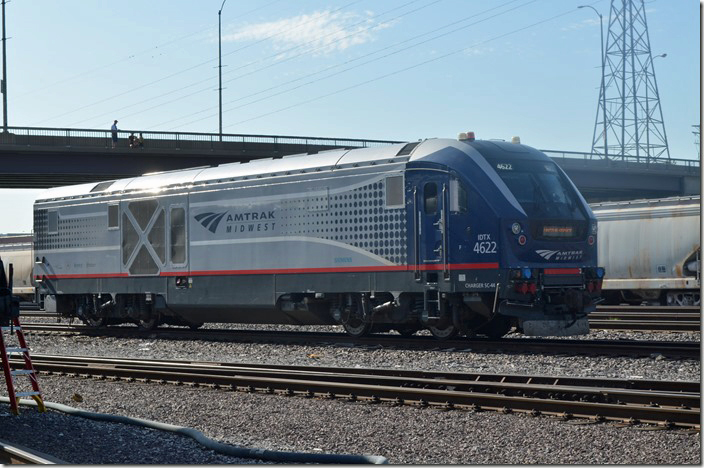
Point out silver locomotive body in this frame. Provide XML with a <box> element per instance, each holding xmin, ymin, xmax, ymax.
<box><xmin>34</xmin><ymin>138</ymin><xmax>601</xmax><ymax>337</ymax></box>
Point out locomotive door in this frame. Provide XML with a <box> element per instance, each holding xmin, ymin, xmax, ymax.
<box><xmin>415</xmin><ymin>176</ymin><xmax>449</xmax><ymax>280</ymax></box>
<box><xmin>121</xmin><ymin>197</ymin><xmax>189</xmax><ymax>276</ymax></box>
<box><xmin>120</xmin><ymin>198</ymin><xmax>164</xmax><ymax>276</ymax></box>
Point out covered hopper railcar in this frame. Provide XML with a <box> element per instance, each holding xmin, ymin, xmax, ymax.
<box><xmin>0</xmin><ymin>235</ymin><xmax>34</xmax><ymax>301</ymax></box>
<box><xmin>591</xmin><ymin>196</ymin><xmax>700</xmax><ymax>306</ymax></box>
<box><xmin>33</xmin><ymin>136</ymin><xmax>603</xmax><ymax>337</ymax></box>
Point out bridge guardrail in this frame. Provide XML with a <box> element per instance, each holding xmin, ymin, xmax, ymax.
<box><xmin>541</xmin><ymin>149</ymin><xmax>700</xmax><ymax>171</ymax></box>
<box><xmin>0</xmin><ymin>126</ymin><xmax>699</xmax><ymax>170</ymax></box>
<box><xmin>0</xmin><ymin>126</ymin><xmax>402</xmax><ymax>153</ymax></box>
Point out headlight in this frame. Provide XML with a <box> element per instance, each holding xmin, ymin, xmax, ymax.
<box><xmin>511</xmin><ymin>222</ymin><xmax>521</xmax><ymax>235</ymax></box>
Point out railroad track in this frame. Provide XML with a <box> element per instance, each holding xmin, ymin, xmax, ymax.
<box><xmin>12</xmin><ymin>354</ymin><xmax>700</xmax><ymax>429</ymax></box>
<box><xmin>0</xmin><ymin>439</ymin><xmax>62</xmax><ymax>464</ymax></box>
<box><xmin>19</xmin><ymin>323</ymin><xmax>701</xmax><ymax>359</ymax></box>
<box><xmin>591</xmin><ymin>305</ymin><xmax>700</xmax><ymax>332</ymax></box>
<box><xmin>22</xmin><ymin>305</ymin><xmax>701</xmax><ymax>332</ymax></box>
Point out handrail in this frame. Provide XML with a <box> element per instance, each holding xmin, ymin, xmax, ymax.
<box><xmin>541</xmin><ymin>148</ymin><xmax>699</xmax><ymax>169</ymax></box>
<box><xmin>0</xmin><ymin>126</ymin><xmax>403</xmax><ymax>151</ymax></box>
<box><xmin>0</xmin><ymin>126</ymin><xmax>698</xmax><ymax>169</ymax></box>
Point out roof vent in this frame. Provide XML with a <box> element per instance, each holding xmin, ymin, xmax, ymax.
<box><xmin>396</xmin><ymin>142</ymin><xmax>420</xmax><ymax>156</ymax></box>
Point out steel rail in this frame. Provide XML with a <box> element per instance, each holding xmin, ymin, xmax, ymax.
<box><xmin>19</xmin><ymin>323</ymin><xmax>701</xmax><ymax>359</ymax></box>
<box><xmin>596</xmin><ymin>305</ymin><xmax>700</xmax><ymax>313</ymax></box>
<box><xmin>590</xmin><ymin>307</ymin><xmax>700</xmax><ymax>331</ymax></box>
<box><xmin>589</xmin><ymin>319</ymin><xmax>699</xmax><ymax>332</ymax></box>
<box><xmin>12</xmin><ymin>355</ymin><xmax>700</xmax><ymax>428</ymax></box>
<box><xmin>0</xmin><ymin>439</ymin><xmax>64</xmax><ymax>464</ymax></box>
<box><xmin>590</xmin><ymin>312</ymin><xmax>700</xmax><ymax>320</ymax></box>
<box><xmin>23</xmin><ymin>311</ymin><xmax>703</xmax><ymax>332</ymax></box>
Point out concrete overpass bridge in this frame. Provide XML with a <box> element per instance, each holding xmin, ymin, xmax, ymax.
<box><xmin>0</xmin><ymin>126</ymin><xmax>699</xmax><ymax>202</ymax></box>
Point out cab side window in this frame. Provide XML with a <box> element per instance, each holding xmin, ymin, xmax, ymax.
<box><xmin>450</xmin><ymin>178</ymin><xmax>468</xmax><ymax>213</ymax></box>
<box><xmin>424</xmin><ymin>182</ymin><xmax>438</xmax><ymax>214</ymax></box>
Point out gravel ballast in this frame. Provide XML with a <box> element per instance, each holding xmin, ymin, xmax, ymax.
<box><xmin>0</xmin><ymin>324</ymin><xmax>700</xmax><ymax>464</ymax></box>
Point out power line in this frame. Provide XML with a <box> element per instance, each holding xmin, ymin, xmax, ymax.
<box><xmin>163</xmin><ymin>0</ymin><xmax>534</xmax><ymax>130</ymax></box>
<box><xmin>223</xmin><ymin>6</ymin><xmax>578</xmax><ymax>130</ymax></box>
<box><xmin>67</xmin><ymin>0</ymin><xmax>426</xmax><ymax>127</ymax></box>
<box><xmin>32</xmin><ymin>0</ymin><xmax>361</xmax><ymax>126</ymax></box>
<box><xmin>126</xmin><ymin>0</ymin><xmax>444</xmax><ymax>129</ymax></box>
<box><xmin>20</xmin><ymin>0</ymin><xmax>284</xmax><ymax>99</ymax></box>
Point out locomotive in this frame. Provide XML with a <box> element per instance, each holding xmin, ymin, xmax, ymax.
<box><xmin>33</xmin><ymin>134</ymin><xmax>604</xmax><ymax>338</ymax></box>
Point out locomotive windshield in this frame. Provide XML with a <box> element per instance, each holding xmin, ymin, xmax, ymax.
<box><xmin>488</xmin><ymin>159</ymin><xmax>586</xmax><ymax>220</ymax></box>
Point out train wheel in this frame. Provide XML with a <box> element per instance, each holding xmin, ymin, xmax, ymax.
<box><xmin>427</xmin><ymin>322</ymin><xmax>458</xmax><ymax>340</ymax></box>
<box><xmin>84</xmin><ymin>315</ymin><xmax>105</xmax><ymax>328</ymax></box>
<box><xmin>342</xmin><ymin>318</ymin><xmax>371</xmax><ymax>338</ymax></box>
<box><xmin>138</xmin><ymin>316</ymin><xmax>159</xmax><ymax>331</ymax></box>
<box><xmin>479</xmin><ymin>316</ymin><xmax>512</xmax><ymax>339</ymax></box>
<box><xmin>78</xmin><ymin>303</ymin><xmax>105</xmax><ymax>328</ymax></box>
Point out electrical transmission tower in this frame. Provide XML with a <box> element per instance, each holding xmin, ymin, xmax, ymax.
<box><xmin>590</xmin><ymin>0</ymin><xmax>670</xmax><ymax>161</ymax></box>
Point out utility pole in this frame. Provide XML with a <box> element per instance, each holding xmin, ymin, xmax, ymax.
<box><xmin>1</xmin><ymin>0</ymin><xmax>7</xmax><ymax>133</ymax></box>
<box><xmin>578</xmin><ymin>5</ymin><xmax>607</xmax><ymax>158</ymax></box>
<box><xmin>218</xmin><ymin>0</ymin><xmax>228</xmax><ymax>142</ymax></box>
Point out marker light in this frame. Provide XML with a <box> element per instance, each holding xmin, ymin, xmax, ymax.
<box><xmin>511</xmin><ymin>222</ymin><xmax>521</xmax><ymax>235</ymax></box>
<box><xmin>518</xmin><ymin>235</ymin><xmax>527</xmax><ymax>246</ymax></box>
<box><xmin>596</xmin><ymin>267</ymin><xmax>605</xmax><ymax>278</ymax></box>
<box><xmin>588</xmin><ymin>235</ymin><xmax>595</xmax><ymax>245</ymax></box>
<box><xmin>522</xmin><ymin>267</ymin><xmax>532</xmax><ymax>279</ymax></box>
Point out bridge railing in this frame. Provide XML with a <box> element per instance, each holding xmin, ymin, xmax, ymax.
<box><xmin>0</xmin><ymin>126</ymin><xmax>699</xmax><ymax>170</ymax></box>
<box><xmin>541</xmin><ymin>149</ymin><xmax>700</xmax><ymax>172</ymax></box>
<box><xmin>0</xmin><ymin>126</ymin><xmax>402</xmax><ymax>152</ymax></box>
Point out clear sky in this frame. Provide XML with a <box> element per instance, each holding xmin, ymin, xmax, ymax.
<box><xmin>0</xmin><ymin>0</ymin><xmax>700</xmax><ymax>233</ymax></box>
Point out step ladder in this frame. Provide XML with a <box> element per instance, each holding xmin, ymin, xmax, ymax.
<box><xmin>0</xmin><ymin>259</ymin><xmax>45</xmax><ymax>415</ymax></box>
<box><xmin>0</xmin><ymin>318</ymin><xmax>45</xmax><ymax>415</ymax></box>
<box><xmin>423</xmin><ymin>287</ymin><xmax>441</xmax><ymax>321</ymax></box>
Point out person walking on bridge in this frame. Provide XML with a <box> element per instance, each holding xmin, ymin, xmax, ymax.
<box><xmin>111</xmin><ymin>120</ymin><xmax>119</xmax><ymax>148</ymax></box>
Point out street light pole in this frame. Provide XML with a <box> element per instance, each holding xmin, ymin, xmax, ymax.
<box><xmin>1</xmin><ymin>0</ymin><xmax>7</xmax><ymax>133</ymax></box>
<box><xmin>579</xmin><ymin>5</ymin><xmax>606</xmax><ymax>157</ymax></box>
<box><xmin>218</xmin><ymin>0</ymin><xmax>228</xmax><ymax>142</ymax></box>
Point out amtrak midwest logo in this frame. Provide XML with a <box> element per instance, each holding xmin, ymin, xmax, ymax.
<box><xmin>536</xmin><ymin>249</ymin><xmax>583</xmax><ymax>261</ymax></box>
<box><xmin>195</xmin><ymin>210</ymin><xmax>276</xmax><ymax>234</ymax></box>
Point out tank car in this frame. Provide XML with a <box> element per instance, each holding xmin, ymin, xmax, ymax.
<box><xmin>0</xmin><ymin>234</ymin><xmax>34</xmax><ymax>301</ymax></box>
<box><xmin>591</xmin><ymin>196</ymin><xmax>700</xmax><ymax>306</ymax></box>
<box><xmin>33</xmin><ymin>134</ymin><xmax>603</xmax><ymax>337</ymax></box>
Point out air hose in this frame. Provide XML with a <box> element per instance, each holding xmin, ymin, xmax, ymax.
<box><xmin>1</xmin><ymin>397</ymin><xmax>388</xmax><ymax>464</ymax></box>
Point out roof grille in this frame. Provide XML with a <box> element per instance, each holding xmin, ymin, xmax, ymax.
<box><xmin>396</xmin><ymin>142</ymin><xmax>419</xmax><ymax>156</ymax></box>
<box><xmin>90</xmin><ymin>181</ymin><xmax>115</xmax><ymax>192</ymax></box>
